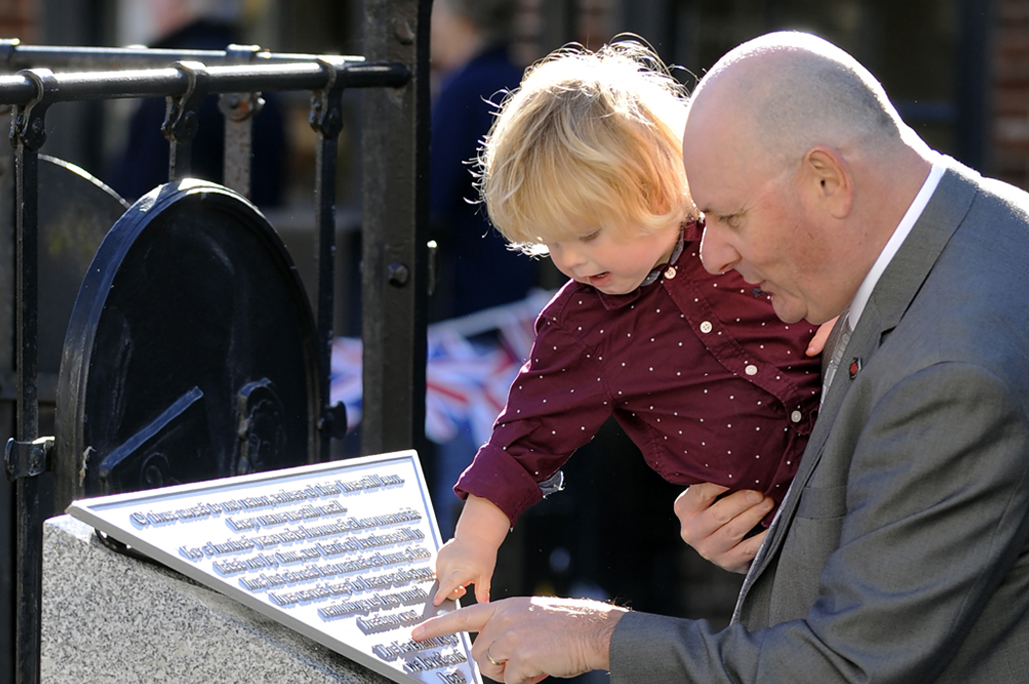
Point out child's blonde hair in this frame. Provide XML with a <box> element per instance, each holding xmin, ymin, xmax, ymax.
<box><xmin>478</xmin><ymin>40</ymin><xmax>694</xmax><ymax>255</ymax></box>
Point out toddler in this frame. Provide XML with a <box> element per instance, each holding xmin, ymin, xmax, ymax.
<box><xmin>433</xmin><ymin>41</ymin><xmax>824</xmax><ymax>606</ymax></box>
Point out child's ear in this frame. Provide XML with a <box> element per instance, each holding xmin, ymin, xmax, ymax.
<box><xmin>647</xmin><ymin>185</ymin><xmax>671</xmax><ymax>216</ymax></box>
<box><xmin>803</xmin><ymin>146</ymin><xmax>853</xmax><ymax>219</ymax></box>
<box><xmin>647</xmin><ymin>187</ymin><xmax>687</xmax><ymax>229</ymax></box>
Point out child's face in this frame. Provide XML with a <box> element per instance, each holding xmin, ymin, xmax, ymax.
<box><xmin>545</xmin><ymin>220</ymin><xmax>681</xmax><ymax>295</ymax></box>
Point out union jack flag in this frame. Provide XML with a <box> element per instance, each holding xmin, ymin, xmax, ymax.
<box><xmin>329</xmin><ymin>290</ymin><xmax>555</xmax><ymax>444</ymax></box>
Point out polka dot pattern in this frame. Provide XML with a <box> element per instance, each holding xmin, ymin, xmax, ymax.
<box><xmin>455</xmin><ymin>238</ymin><xmax>822</xmax><ymax>524</ymax></box>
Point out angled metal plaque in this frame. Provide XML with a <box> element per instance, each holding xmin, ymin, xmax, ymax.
<box><xmin>67</xmin><ymin>450</ymin><xmax>480</xmax><ymax>684</ymax></box>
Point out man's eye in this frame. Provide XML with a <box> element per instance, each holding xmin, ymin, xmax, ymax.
<box><xmin>721</xmin><ymin>214</ymin><xmax>741</xmax><ymax>229</ymax></box>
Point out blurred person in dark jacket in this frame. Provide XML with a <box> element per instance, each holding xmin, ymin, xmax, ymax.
<box><xmin>107</xmin><ymin>0</ymin><xmax>287</xmax><ymax>207</ymax></box>
<box><xmin>428</xmin><ymin>0</ymin><xmax>538</xmax><ymax>536</ymax></box>
<box><xmin>429</xmin><ymin>0</ymin><xmax>536</xmax><ymax>321</ymax></box>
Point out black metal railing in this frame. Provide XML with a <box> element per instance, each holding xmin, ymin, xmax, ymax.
<box><xmin>0</xmin><ymin>1</ymin><xmax>431</xmax><ymax>681</ymax></box>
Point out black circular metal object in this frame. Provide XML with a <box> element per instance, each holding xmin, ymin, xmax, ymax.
<box><xmin>55</xmin><ymin>179</ymin><xmax>320</xmax><ymax>509</ymax></box>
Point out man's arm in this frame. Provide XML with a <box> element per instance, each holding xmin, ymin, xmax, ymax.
<box><xmin>413</xmin><ymin>596</ymin><xmax>627</xmax><ymax>684</ymax></box>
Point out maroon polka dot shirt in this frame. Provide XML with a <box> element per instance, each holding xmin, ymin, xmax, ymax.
<box><xmin>455</xmin><ymin>220</ymin><xmax>822</xmax><ymax>525</ymax></box>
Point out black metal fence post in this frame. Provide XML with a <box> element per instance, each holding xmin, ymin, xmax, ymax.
<box><xmin>359</xmin><ymin>0</ymin><xmax>431</xmax><ymax>455</ymax></box>
<box><xmin>310</xmin><ymin>58</ymin><xmax>347</xmax><ymax>460</ymax></box>
<box><xmin>6</xmin><ymin>66</ymin><xmax>57</xmax><ymax>684</ymax></box>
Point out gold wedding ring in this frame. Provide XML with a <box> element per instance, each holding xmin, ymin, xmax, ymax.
<box><xmin>485</xmin><ymin>647</ymin><xmax>506</xmax><ymax>667</ymax></box>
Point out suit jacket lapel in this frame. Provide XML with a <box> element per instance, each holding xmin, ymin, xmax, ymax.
<box><xmin>734</xmin><ymin>160</ymin><xmax>980</xmax><ymax>616</ymax></box>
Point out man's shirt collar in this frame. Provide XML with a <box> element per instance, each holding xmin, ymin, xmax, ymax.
<box><xmin>847</xmin><ymin>156</ymin><xmax>946</xmax><ymax>330</ymax></box>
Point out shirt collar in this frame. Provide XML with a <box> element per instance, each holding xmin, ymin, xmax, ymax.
<box><xmin>640</xmin><ymin>222</ymin><xmax>688</xmax><ymax>287</ymax></box>
<box><xmin>595</xmin><ymin>218</ymin><xmax>700</xmax><ymax>311</ymax></box>
<box><xmin>846</xmin><ymin>156</ymin><xmax>945</xmax><ymax>330</ymax></box>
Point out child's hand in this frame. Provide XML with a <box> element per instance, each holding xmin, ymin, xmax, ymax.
<box><xmin>434</xmin><ymin>535</ymin><xmax>499</xmax><ymax>606</ymax></box>
<box><xmin>433</xmin><ymin>494</ymin><xmax>511</xmax><ymax>606</ymax></box>
<box><xmin>806</xmin><ymin>315</ymin><xmax>840</xmax><ymax>356</ymax></box>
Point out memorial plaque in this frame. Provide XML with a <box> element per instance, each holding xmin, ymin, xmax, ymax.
<box><xmin>67</xmin><ymin>450</ymin><xmax>480</xmax><ymax>684</ymax></box>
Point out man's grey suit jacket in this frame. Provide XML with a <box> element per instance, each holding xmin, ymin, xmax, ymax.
<box><xmin>610</xmin><ymin>159</ymin><xmax>1029</xmax><ymax>683</ymax></box>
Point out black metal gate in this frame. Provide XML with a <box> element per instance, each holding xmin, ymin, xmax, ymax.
<box><xmin>0</xmin><ymin>1</ymin><xmax>431</xmax><ymax>682</ymax></box>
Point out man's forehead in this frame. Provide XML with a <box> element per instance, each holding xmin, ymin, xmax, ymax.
<box><xmin>682</xmin><ymin>165</ymin><xmax>723</xmax><ymax>216</ymax></box>
<box><xmin>682</xmin><ymin>130</ymin><xmax>741</xmax><ymax>213</ymax></box>
<box><xmin>690</xmin><ymin>181</ymin><xmax>737</xmax><ymax>217</ymax></box>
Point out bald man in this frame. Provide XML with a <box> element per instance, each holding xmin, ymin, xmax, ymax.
<box><xmin>414</xmin><ymin>32</ymin><xmax>1029</xmax><ymax>683</ymax></box>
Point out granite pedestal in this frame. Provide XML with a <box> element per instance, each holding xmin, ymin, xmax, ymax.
<box><xmin>41</xmin><ymin>515</ymin><xmax>392</xmax><ymax>684</ymax></box>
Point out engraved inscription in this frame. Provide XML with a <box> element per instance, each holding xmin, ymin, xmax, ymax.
<box><xmin>437</xmin><ymin>673</ymin><xmax>467</xmax><ymax>684</ymax></box>
<box><xmin>70</xmin><ymin>454</ymin><xmax>480</xmax><ymax>684</ymax></box>
<box><xmin>372</xmin><ymin>634</ymin><xmax>459</xmax><ymax>661</ymax></box>
<box><xmin>127</xmin><ymin>475</ymin><xmax>405</xmax><ymax>530</ymax></box>
<box><xmin>357</xmin><ymin>610</ymin><xmax>422</xmax><ymax>634</ymax></box>
<box><xmin>316</xmin><ymin>586</ymin><xmax>429</xmax><ymax>618</ymax></box>
<box><xmin>403</xmin><ymin>651</ymin><xmax>468</xmax><ymax>673</ymax></box>
<box><xmin>135</xmin><ymin>475</ymin><xmax>438</xmax><ymax>645</ymax></box>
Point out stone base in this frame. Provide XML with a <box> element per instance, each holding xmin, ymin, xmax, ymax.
<box><xmin>42</xmin><ymin>515</ymin><xmax>391</xmax><ymax>684</ymax></box>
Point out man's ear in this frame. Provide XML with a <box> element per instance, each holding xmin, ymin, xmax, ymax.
<box><xmin>803</xmin><ymin>146</ymin><xmax>853</xmax><ymax>219</ymax></box>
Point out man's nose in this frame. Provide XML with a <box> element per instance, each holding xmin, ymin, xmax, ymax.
<box><xmin>698</xmin><ymin>224</ymin><xmax>739</xmax><ymax>275</ymax></box>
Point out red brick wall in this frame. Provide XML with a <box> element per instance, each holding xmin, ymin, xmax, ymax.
<box><xmin>0</xmin><ymin>0</ymin><xmax>35</xmax><ymax>43</ymax></box>
<box><xmin>993</xmin><ymin>0</ymin><xmax>1029</xmax><ymax>188</ymax></box>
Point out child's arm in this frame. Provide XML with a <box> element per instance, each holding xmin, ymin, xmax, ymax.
<box><xmin>433</xmin><ymin>494</ymin><xmax>511</xmax><ymax>606</ymax></box>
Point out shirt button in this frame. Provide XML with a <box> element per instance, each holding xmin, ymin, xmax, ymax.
<box><xmin>700</xmin><ymin>321</ymin><xmax>713</xmax><ymax>333</ymax></box>
<box><xmin>664</xmin><ymin>266</ymin><xmax>677</xmax><ymax>279</ymax></box>
<box><xmin>790</xmin><ymin>410</ymin><xmax>803</xmax><ymax>423</ymax></box>
<box><xmin>745</xmin><ymin>364</ymin><xmax>758</xmax><ymax>376</ymax></box>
